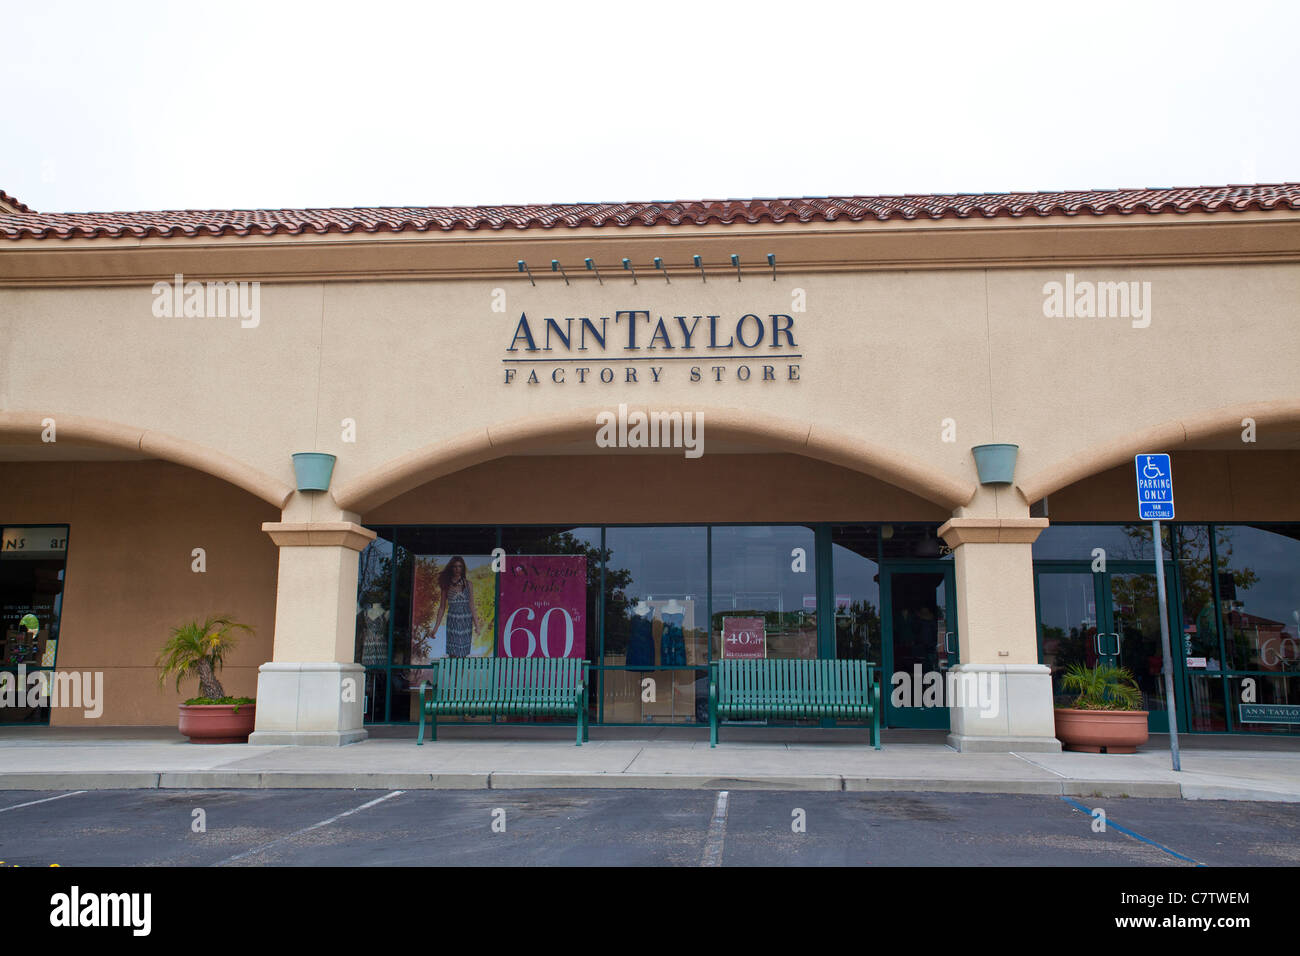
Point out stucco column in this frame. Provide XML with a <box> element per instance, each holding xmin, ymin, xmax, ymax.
<box><xmin>938</xmin><ymin>516</ymin><xmax>1061</xmax><ymax>752</ymax></box>
<box><xmin>248</xmin><ymin>520</ymin><xmax>377</xmax><ymax>746</ymax></box>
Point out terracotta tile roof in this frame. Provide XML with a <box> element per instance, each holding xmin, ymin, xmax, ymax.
<box><xmin>2</xmin><ymin>183</ymin><xmax>1297</xmax><ymax>240</ymax></box>
<box><xmin>0</xmin><ymin>190</ymin><xmax>34</xmax><ymax>214</ymax></box>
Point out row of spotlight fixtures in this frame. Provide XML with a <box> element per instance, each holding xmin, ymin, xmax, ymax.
<box><xmin>516</xmin><ymin>253</ymin><xmax>778</xmax><ymax>286</ymax></box>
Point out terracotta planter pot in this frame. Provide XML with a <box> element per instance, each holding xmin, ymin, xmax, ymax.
<box><xmin>1054</xmin><ymin>708</ymin><xmax>1149</xmax><ymax>754</ymax></box>
<box><xmin>178</xmin><ymin>703</ymin><xmax>256</xmax><ymax>744</ymax></box>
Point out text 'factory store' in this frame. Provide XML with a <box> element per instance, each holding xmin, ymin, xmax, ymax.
<box><xmin>1</xmin><ymin>184</ymin><xmax>1298</xmax><ymax>748</ymax></box>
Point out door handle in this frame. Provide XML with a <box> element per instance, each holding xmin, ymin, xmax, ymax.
<box><xmin>945</xmin><ymin>631</ymin><xmax>956</xmax><ymax>654</ymax></box>
<box><xmin>1110</xmin><ymin>632</ymin><xmax>1122</xmax><ymax>656</ymax></box>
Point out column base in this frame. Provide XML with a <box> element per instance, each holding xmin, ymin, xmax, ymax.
<box><xmin>248</xmin><ymin>729</ymin><xmax>369</xmax><ymax>746</ymax></box>
<box><xmin>945</xmin><ymin>662</ymin><xmax>1062</xmax><ymax>753</ymax></box>
<box><xmin>249</xmin><ymin>661</ymin><xmax>368</xmax><ymax>747</ymax></box>
<box><xmin>946</xmin><ymin>733</ymin><xmax>1062</xmax><ymax>753</ymax></box>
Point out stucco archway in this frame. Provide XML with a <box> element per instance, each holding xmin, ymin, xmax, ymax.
<box><xmin>0</xmin><ymin>410</ymin><xmax>294</xmax><ymax>508</ymax></box>
<box><xmin>333</xmin><ymin>405</ymin><xmax>978</xmax><ymax>514</ymax></box>
<box><xmin>1016</xmin><ymin>398</ymin><xmax>1300</xmax><ymax>504</ymax></box>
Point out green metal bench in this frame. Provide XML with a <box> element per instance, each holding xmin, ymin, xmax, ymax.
<box><xmin>417</xmin><ymin>657</ymin><xmax>589</xmax><ymax>746</ymax></box>
<box><xmin>709</xmin><ymin>659</ymin><xmax>881</xmax><ymax>748</ymax></box>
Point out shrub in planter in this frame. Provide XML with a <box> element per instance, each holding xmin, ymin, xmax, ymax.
<box><xmin>157</xmin><ymin>616</ymin><xmax>256</xmax><ymax>744</ymax></box>
<box><xmin>1054</xmin><ymin>662</ymin><xmax>1149</xmax><ymax>754</ymax></box>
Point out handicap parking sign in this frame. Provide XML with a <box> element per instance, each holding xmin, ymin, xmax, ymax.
<box><xmin>1135</xmin><ymin>453</ymin><xmax>1175</xmax><ymax>520</ymax></box>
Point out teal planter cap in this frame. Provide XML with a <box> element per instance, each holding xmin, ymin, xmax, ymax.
<box><xmin>971</xmin><ymin>443</ymin><xmax>1019</xmax><ymax>485</ymax></box>
<box><xmin>292</xmin><ymin>452</ymin><xmax>337</xmax><ymax>492</ymax></box>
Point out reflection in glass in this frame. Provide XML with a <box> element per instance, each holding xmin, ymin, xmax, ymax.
<box><xmin>1214</xmin><ymin>525</ymin><xmax>1300</xmax><ymax>674</ymax></box>
<box><xmin>831</xmin><ymin>525</ymin><xmax>881</xmax><ymax>661</ymax></box>
<box><xmin>1033</xmin><ymin>524</ymin><xmax>1170</xmax><ymax>561</ymax></box>
<box><xmin>1108</xmin><ymin>572</ymin><xmax>1166</xmax><ymax>712</ymax></box>
<box><xmin>1228</xmin><ymin>674</ymin><xmax>1300</xmax><ymax>735</ymax></box>
<box><xmin>710</xmin><ymin>526</ymin><xmax>817</xmax><ymax>660</ymax></box>
<box><xmin>1038</xmin><ymin>573</ymin><xmax>1101</xmax><ymax>703</ymax></box>
<box><xmin>604</xmin><ymin>527</ymin><xmax>707</xmax><ymax>667</ymax></box>
<box><xmin>1185</xmin><ymin>673</ymin><xmax>1226</xmax><ymax>731</ymax></box>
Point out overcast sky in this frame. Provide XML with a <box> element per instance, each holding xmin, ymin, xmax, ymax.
<box><xmin>4</xmin><ymin>0</ymin><xmax>1297</xmax><ymax>213</ymax></box>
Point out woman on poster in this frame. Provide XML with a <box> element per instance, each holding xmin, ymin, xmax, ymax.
<box><xmin>432</xmin><ymin>556</ymin><xmax>480</xmax><ymax>657</ymax></box>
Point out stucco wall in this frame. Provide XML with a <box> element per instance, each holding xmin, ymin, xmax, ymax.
<box><xmin>1047</xmin><ymin>450</ymin><xmax>1300</xmax><ymax>521</ymax></box>
<box><xmin>0</xmin><ymin>460</ymin><xmax>278</xmax><ymax>726</ymax></box>
<box><xmin>365</xmin><ymin>452</ymin><xmax>948</xmax><ymax>525</ymax></box>
<box><xmin>3</xmin><ymin>261</ymin><xmax>1297</xmax><ymax>511</ymax></box>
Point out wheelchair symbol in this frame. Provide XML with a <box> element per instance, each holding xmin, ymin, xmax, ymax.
<box><xmin>1142</xmin><ymin>456</ymin><xmax>1163</xmax><ymax>479</ymax></box>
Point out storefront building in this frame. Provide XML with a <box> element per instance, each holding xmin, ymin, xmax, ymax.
<box><xmin>1</xmin><ymin>184</ymin><xmax>1298</xmax><ymax>747</ymax></box>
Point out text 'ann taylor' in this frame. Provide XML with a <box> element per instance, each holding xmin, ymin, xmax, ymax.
<box><xmin>502</xmin><ymin>310</ymin><xmax>803</xmax><ymax>385</ymax></box>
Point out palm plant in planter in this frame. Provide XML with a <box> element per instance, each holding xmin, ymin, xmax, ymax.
<box><xmin>1054</xmin><ymin>662</ymin><xmax>1149</xmax><ymax>753</ymax></box>
<box><xmin>157</xmin><ymin>616</ymin><xmax>256</xmax><ymax>744</ymax></box>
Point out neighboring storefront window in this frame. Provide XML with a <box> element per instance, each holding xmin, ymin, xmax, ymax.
<box><xmin>1</xmin><ymin>525</ymin><xmax>69</xmax><ymax>725</ymax></box>
<box><xmin>1173</xmin><ymin>525</ymin><xmax>1226</xmax><ymax>731</ymax></box>
<box><xmin>1033</xmin><ymin>523</ymin><xmax>1170</xmax><ymax>561</ymax></box>
<box><xmin>1214</xmin><ymin>524</ymin><xmax>1300</xmax><ymax>734</ymax></box>
<box><xmin>1034</xmin><ymin>522</ymin><xmax>1300</xmax><ymax>736</ymax></box>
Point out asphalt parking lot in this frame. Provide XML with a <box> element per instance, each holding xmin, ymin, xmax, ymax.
<box><xmin>2</xmin><ymin>788</ymin><xmax>1299</xmax><ymax>867</ymax></box>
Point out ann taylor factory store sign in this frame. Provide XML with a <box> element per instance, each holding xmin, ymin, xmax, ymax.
<box><xmin>503</xmin><ymin>310</ymin><xmax>802</xmax><ymax>386</ymax></box>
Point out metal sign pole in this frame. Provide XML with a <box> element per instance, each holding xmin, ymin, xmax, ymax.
<box><xmin>1152</xmin><ymin>519</ymin><xmax>1181</xmax><ymax>772</ymax></box>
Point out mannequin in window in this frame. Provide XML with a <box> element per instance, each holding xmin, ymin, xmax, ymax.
<box><xmin>627</xmin><ymin>599</ymin><xmax>655</xmax><ymax>668</ymax></box>
<box><xmin>362</xmin><ymin>602</ymin><xmax>388</xmax><ymax>667</ymax></box>
<box><xmin>660</xmin><ymin>598</ymin><xmax>686</xmax><ymax>666</ymax></box>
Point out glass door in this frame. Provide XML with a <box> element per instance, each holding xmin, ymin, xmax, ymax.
<box><xmin>1106</xmin><ymin>570</ymin><xmax>1171</xmax><ymax>733</ymax></box>
<box><xmin>881</xmin><ymin>563</ymin><xmax>957</xmax><ymax>728</ymax></box>
<box><xmin>1035</xmin><ymin>565</ymin><xmax>1172</xmax><ymax>732</ymax></box>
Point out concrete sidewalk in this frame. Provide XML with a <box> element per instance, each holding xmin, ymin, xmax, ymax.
<box><xmin>2</xmin><ymin>726</ymin><xmax>1298</xmax><ymax>801</ymax></box>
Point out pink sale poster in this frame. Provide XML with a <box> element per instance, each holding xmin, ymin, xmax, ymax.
<box><xmin>497</xmin><ymin>555</ymin><xmax>588</xmax><ymax>659</ymax></box>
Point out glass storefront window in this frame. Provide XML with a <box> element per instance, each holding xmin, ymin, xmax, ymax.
<box><xmin>1211</xmin><ymin>524</ymin><xmax>1300</xmax><ymax>734</ymax></box>
<box><xmin>500</xmin><ymin>526</ymin><xmax>601</xmax><ymax>661</ymax></box>
<box><xmin>1</xmin><ymin>524</ymin><xmax>70</xmax><ymax>725</ymax></box>
<box><xmin>1226</xmin><ymin>674</ymin><xmax>1300</xmax><ymax>736</ymax></box>
<box><xmin>500</xmin><ymin>527</ymin><xmax>601</xmax><ymax>724</ymax></box>
<box><xmin>604</xmin><ymin>527</ymin><xmax>707</xmax><ymax>666</ymax></box>
<box><xmin>880</xmin><ymin>524</ymin><xmax>949</xmax><ymax>561</ymax></box>
<box><xmin>603</xmin><ymin>526</ymin><xmax>708</xmax><ymax>723</ymax></box>
<box><xmin>390</xmin><ymin>527</ymin><xmax>497</xmax><ymax>674</ymax></box>
<box><xmin>1173</xmin><ymin>525</ymin><xmax>1225</xmax><ymax>729</ymax></box>
<box><xmin>1033</xmin><ymin>523</ymin><xmax>1170</xmax><ymax>561</ymax></box>
<box><xmin>355</xmin><ymin>530</ymin><xmax>395</xmax><ymax>669</ymax></box>
<box><xmin>709</xmin><ymin>525</ymin><xmax>817</xmax><ymax>660</ymax></box>
<box><xmin>1214</xmin><ymin>525</ymin><xmax>1300</xmax><ymax>674</ymax></box>
<box><xmin>831</xmin><ymin>525</ymin><xmax>881</xmax><ymax>661</ymax></box>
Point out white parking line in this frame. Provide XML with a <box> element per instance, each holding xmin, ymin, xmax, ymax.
<box><xmin>214</xmin><ymin>790</ymin><xmax>406</xmax><ymax>866</ymax></box>
<box><xmin>0</xmin><ymin>791</ymin><xmax>87</xmax><ymax>814</ymax></box>
<box><xmin>700</xmin><ymin>790</ymin><xmax>729</xmax><ymax>867</ymax></box>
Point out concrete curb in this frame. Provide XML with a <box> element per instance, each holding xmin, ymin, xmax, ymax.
<box><xmin>1061</xmin><ymin>780</ymin><xmax>1184</xmax><ymax>799</ymax></box>
<box><xmin>0</xmin><ymin>771</ymin><xmax>1293</xmax><ymax>800</ymax></box>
